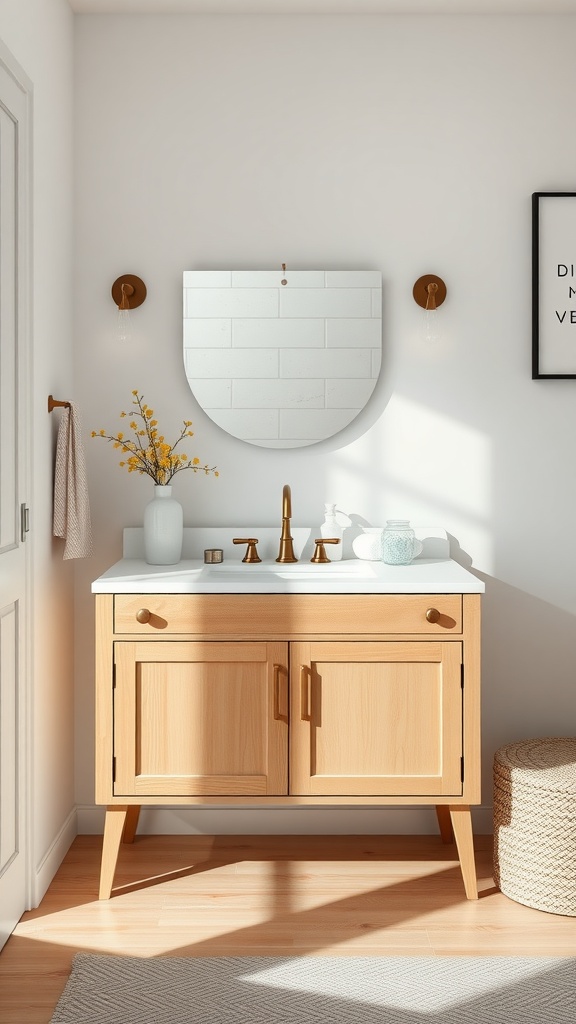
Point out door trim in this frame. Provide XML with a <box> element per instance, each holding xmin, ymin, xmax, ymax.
<box><xmin>0</xmin><ymin>37</ymin><xmax>34</xmax><ymax>911</ymax></box>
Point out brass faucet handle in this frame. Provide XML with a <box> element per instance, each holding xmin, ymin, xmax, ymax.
<box><xmin>233</xmin><ymin>538</ymin><xmax>262</xmax><ymax>563</ymax></box>
<box><xmin>310</xmin><ymin>538</ymin><xmax>340</xmax><ymax>564</ymax></box>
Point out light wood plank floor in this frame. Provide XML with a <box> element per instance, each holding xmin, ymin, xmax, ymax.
<box><xmin>1</xmin><ymin>834</ymin><xmax>575</xmax><ymax>1023</ymax></box>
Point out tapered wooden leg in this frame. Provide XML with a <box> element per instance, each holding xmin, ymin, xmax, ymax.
<box><xmin>99</xmin><ymin>806</ymin><xmax>129</xmax><ymax>900</ymax></box>
<box><xmin>122</xmin><ymin>805</ymin><xmax>141</xmax><ymax>844</ymax></box>
<box><xmin>436</xmin><ymin>805</ymin><xmax>454</xmax><ymax>844</ymax></box>
<box><xmin>449</xmin><ymin>805</ymin><xmax>478</xmax><ymax>900</ymax></box>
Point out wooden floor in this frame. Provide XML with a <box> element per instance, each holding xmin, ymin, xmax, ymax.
<box><xmin>1</xmin><ymin>833</ymin><xmax>575</xmax><ymax>1023</ymax></box>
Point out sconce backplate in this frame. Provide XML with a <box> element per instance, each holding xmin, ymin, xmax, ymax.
<box><xmin>111</xmin><ymin>274</ymin><xmax>147</xmax><ymax>308</ymax></box>
<box><xmin>413</xmin><ymin>274</ymin><xmax>446</xmax><ymax>309</ymax></box>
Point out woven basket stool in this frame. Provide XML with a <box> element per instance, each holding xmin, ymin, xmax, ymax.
<box><xmin>493</xmin><ymin>737</ymin><xmax>576</xmax><ymax>916</ymax></box>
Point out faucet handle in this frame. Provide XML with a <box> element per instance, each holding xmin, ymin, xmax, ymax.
<box><xmin>233</xmin><ymin>538</ymin><xmax>262</xmax><ymax>563</ymax></box>
<box><xmin>310</xmin><ymin>538</ymin><xmax>340</xmax><ymax>564</ymax></box>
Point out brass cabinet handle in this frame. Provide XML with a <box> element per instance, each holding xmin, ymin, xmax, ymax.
<box><xmin>426</xmin><ymin>607</ymin><xmax>440</xmax><ymax>623</ymax></box>
<box><xmin>273</xmin><ymin>664</ymin><xmax>281</xmax><ymax>720</ymax></box>
<box><xmin>136</xmin><ymin>608</ymin><xmax>151</xmax><ymax>624</ymax></box>
<box><xmin>300</xmin><ymin>665</ymin><xmax>311</xmax><ymax>720</ymax></box>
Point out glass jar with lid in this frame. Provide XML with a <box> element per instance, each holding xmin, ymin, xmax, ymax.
<box><xmin>381</xmin><ymin>520</ymin><xmax>423</xmax><ymax>565</ymax></box>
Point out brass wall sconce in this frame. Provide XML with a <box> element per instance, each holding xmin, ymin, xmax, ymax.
<box><xmin>111</xmin><ymin>274</ymin><xmax>147</xmax><ymax>341</ymax></box>
<box><xmin>413</xmin><ymin>274</ymin><xmax>446</xmax><ymax>342</ymax></box>
<box><xmin>413</xmin><ymin>274</ymin><xmax>447</xmax><ymax>310</ymax></box>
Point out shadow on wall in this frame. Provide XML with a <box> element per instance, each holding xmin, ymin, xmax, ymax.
<box><xmin>474</xmin><ymin>572</ymin><xmax>576</xmax><ymax>803</ymax></box>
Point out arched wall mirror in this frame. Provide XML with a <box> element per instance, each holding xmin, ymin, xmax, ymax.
<box><xmin>183</xmin><ymin>269</ymin><xmax>382</xmax><ymax>448</ymax></box>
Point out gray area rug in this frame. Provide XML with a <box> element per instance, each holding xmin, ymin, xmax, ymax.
<box><xmin>50</xmin><ymin>953</ymin><xmax>576</xmax><ymax>1023</ymax></box>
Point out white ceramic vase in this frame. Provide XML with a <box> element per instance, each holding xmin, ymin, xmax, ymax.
<box><xmin>143</xmin><ymin>485</ymin><xmax>183</xmax><ymax>565</ymax></box>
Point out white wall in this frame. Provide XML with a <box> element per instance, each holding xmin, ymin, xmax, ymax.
<box><xmin>0</xmin><ymin>0</ymin><xmax>76</xmax><ymax>899</ymax></box>
<box><xmin>74</xmin><ymin>13</ymin><xmax>576</xmax><ymax>834</ymax></box>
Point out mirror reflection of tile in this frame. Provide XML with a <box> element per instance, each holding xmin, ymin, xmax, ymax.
<box><xmin>183</xmin><ymin>269</ymin><xmax>382</xmax><ymax>448</ymax></box>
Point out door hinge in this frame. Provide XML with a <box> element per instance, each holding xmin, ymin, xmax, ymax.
<box><xmin>20</xmin><ymin>503</ymin><xmax>30</xmax><ymax>542</ymax></box>
<box><xmin>113</xmin><ymin>756</ymin><xmax>116</xmax><ymax>783</ymax></box>
<box><xmin>460</xmin><ymin>756</ymin><xmax>465</xmax><ymax>782</ymax></box>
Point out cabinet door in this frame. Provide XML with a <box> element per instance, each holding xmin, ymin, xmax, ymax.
<box><xmin>114</xmin><ymin>641</ymin><xmax>288</xmax><ymax>797</ymax></box>
<box><xmin>290</xmin><ymin>642</ymin><xmax>462</xmax><ymax>797</ymax></box>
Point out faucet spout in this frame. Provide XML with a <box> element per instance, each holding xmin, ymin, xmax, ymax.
<box><xmin>282</xmin><ymin>483</ymin><xmax>291</xmax><ymax>521</ymax></box>
<box><xmin>276</xmin><ymin>484</ymin><xmax>298</xmax><ymax>563</ymax></box>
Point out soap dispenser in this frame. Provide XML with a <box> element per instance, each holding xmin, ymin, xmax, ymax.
<box><xmin>320</xmin><ymin>503</ymin><xmax>344</xmax><ymax>560</ymax></box>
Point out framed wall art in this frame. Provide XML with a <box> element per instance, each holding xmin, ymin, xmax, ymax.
<box><xmin>532</xmin><ymin>191</ymin><xmax>576</xmax><ymax>379</ymax></box>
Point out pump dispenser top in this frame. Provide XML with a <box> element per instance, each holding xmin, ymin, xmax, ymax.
<box><xmin>320</xmin><ymin>503</ymin><xmax>343</xmax><ymax>560</ymax></box>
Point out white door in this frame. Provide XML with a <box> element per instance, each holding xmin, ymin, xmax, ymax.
<box><xmin>0</xmin><ymin>50</ymin><xmax>31</xmax><ymax>950</ymax></box>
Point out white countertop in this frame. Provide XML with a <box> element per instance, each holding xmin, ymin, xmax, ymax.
<box><xmin>92</xmin><ymin>526</ymin><xmax>484</xmax><ymax>594</ymax></box>
<box><xmin>91</xmin><ymin>556</ymin><xmax>484</xmax><ymax>594</ymax></box>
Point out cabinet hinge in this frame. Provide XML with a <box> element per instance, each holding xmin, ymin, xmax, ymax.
<box><xmin>113</xmin><ymin>663</ymin><xmax>116</xmax><ymax>689</ymax></box>
<box><xmin>113</xmin><ymin>756</ymin><xmax>116</xmax><ymax>782</ymax></box>
<box><xmin>461</xmin><ymin>664</ymin><xmax>464</xmax><ymax>688</ymax></box>
<box><xmin>460</xmin><ymin>756</ymin><xmax>465</xmax><ymax>782</ymax></box>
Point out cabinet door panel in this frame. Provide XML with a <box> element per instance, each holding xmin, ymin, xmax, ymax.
<box><xmin>290</xmin><ymin>642</ymin><xmax>462</xmax><ymax>796</ymax></box>
<box><xmin>114</xmin><ymin>641</ymin><xmax>288</xmax><ymax>796</ymax></box>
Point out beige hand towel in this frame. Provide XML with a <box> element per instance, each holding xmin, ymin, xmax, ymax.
<box><xmin>53</xmin><ymin>402</ymin><xmax>93</xmax><ymax>559</ymax></box>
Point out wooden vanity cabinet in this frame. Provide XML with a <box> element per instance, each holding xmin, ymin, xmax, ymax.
<box><xmin>95</xmin><ymin>592</ymin><xmax>481</xmax><ymax>901</ymax></box>
<box><xmin>113</xmin><ymin>641</ymin><xmax>289</xmax><ymax>798</ymax></box>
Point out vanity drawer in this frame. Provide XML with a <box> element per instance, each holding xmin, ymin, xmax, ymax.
<box><xmin>113</xmin><ymin>594</ymin><xmax>462</xmax><ymax>636</ymax></box>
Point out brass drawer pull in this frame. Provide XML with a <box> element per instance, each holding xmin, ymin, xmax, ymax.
<box><xmin>273</xmin><ymin>664</ymin><xmax>281</xmax><ymax>720</ymax></box>
<box><xmin>426</xmin><ymin>607</ymin><xmax>440</xmax><ymax>623</ymax></box>
<box><xmin>136</xmin><ymin>608</ymin><xmax>151</xmax><ymax>624</ymax></box>
<box><xmin>300</xmin><ymin>666</ymin><xmax>311</xmax><ymax>721</ymax></box>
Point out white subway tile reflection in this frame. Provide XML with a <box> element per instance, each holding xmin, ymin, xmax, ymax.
<box><xmin>184</xmin><ymin>269</ymin><xmax>381</xmax><ymax>447</ymax></box>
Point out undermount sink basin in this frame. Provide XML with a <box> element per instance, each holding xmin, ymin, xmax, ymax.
<box><xmin>207</xmin><ymin>560</ymin><xmax>377</xmax><ymax>581</ymax></box>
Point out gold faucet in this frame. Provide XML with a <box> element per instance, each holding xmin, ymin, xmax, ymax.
<box><xmin>276</xmin><ymin>484</ymin><xmax>298</xmax><ymax>563</ymax></box>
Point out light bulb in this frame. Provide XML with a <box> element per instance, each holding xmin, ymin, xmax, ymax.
<box><xmin>424</xmin><ymin>308</ymin><xmax>439</xmax><ymax>343</ymax></box>
<box><xmin>117</xmin><ymin>307</ymin><xmax>131</xmax><ymax>343</ymax></box>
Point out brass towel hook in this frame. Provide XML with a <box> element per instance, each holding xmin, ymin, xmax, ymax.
<box><xmin>48</xmin><ymin>395</ymin><xmax>71</xmax><ymax>412</ymax></box>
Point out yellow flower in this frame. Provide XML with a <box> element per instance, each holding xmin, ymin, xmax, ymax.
<box><xmin>92</xmin><ymin>390</ymin><xmax>218</xmax><ymax>485</ymax></box>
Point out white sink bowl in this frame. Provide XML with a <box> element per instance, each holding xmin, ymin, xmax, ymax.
<box><xmin>207</xmin><ymin>560</ymin><xmax>378</xmax><ymax>581</ymax></box>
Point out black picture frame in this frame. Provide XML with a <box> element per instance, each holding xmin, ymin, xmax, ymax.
<box><xmin>532</xmin><ymin>191</ymin><xmax>576</xmax><ymax>379</ymax></box>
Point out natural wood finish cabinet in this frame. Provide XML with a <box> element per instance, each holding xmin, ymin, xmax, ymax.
<box><xmin>113</xmin><ymin>641</ymin><xmax>288</xmax><ymax>797</ymax></box>
<box><xmin>95</xmin><ymin>592</ymin><xmax>481</xmax><ymax>901</ymax></box>
<box><xmin>290</xmin><ymin>641</ymin><xmax>463</xmax><ymax>797</ymax></box>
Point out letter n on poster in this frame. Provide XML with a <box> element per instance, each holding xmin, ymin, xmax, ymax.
<box><xmin>533</xmin><ymin>191</ymin><xmax>576</xmax><ymax>378</ymax></box>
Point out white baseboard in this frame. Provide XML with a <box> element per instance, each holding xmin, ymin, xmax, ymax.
<box><xmin>77</xmin><ymin>804</ymin><xmax>493</xmax><ymax>836</ymax></box>
<box><xmin>33</xmin><ymin>806</ymin><xmax>77</xmax><ymax>907</ymax></box>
